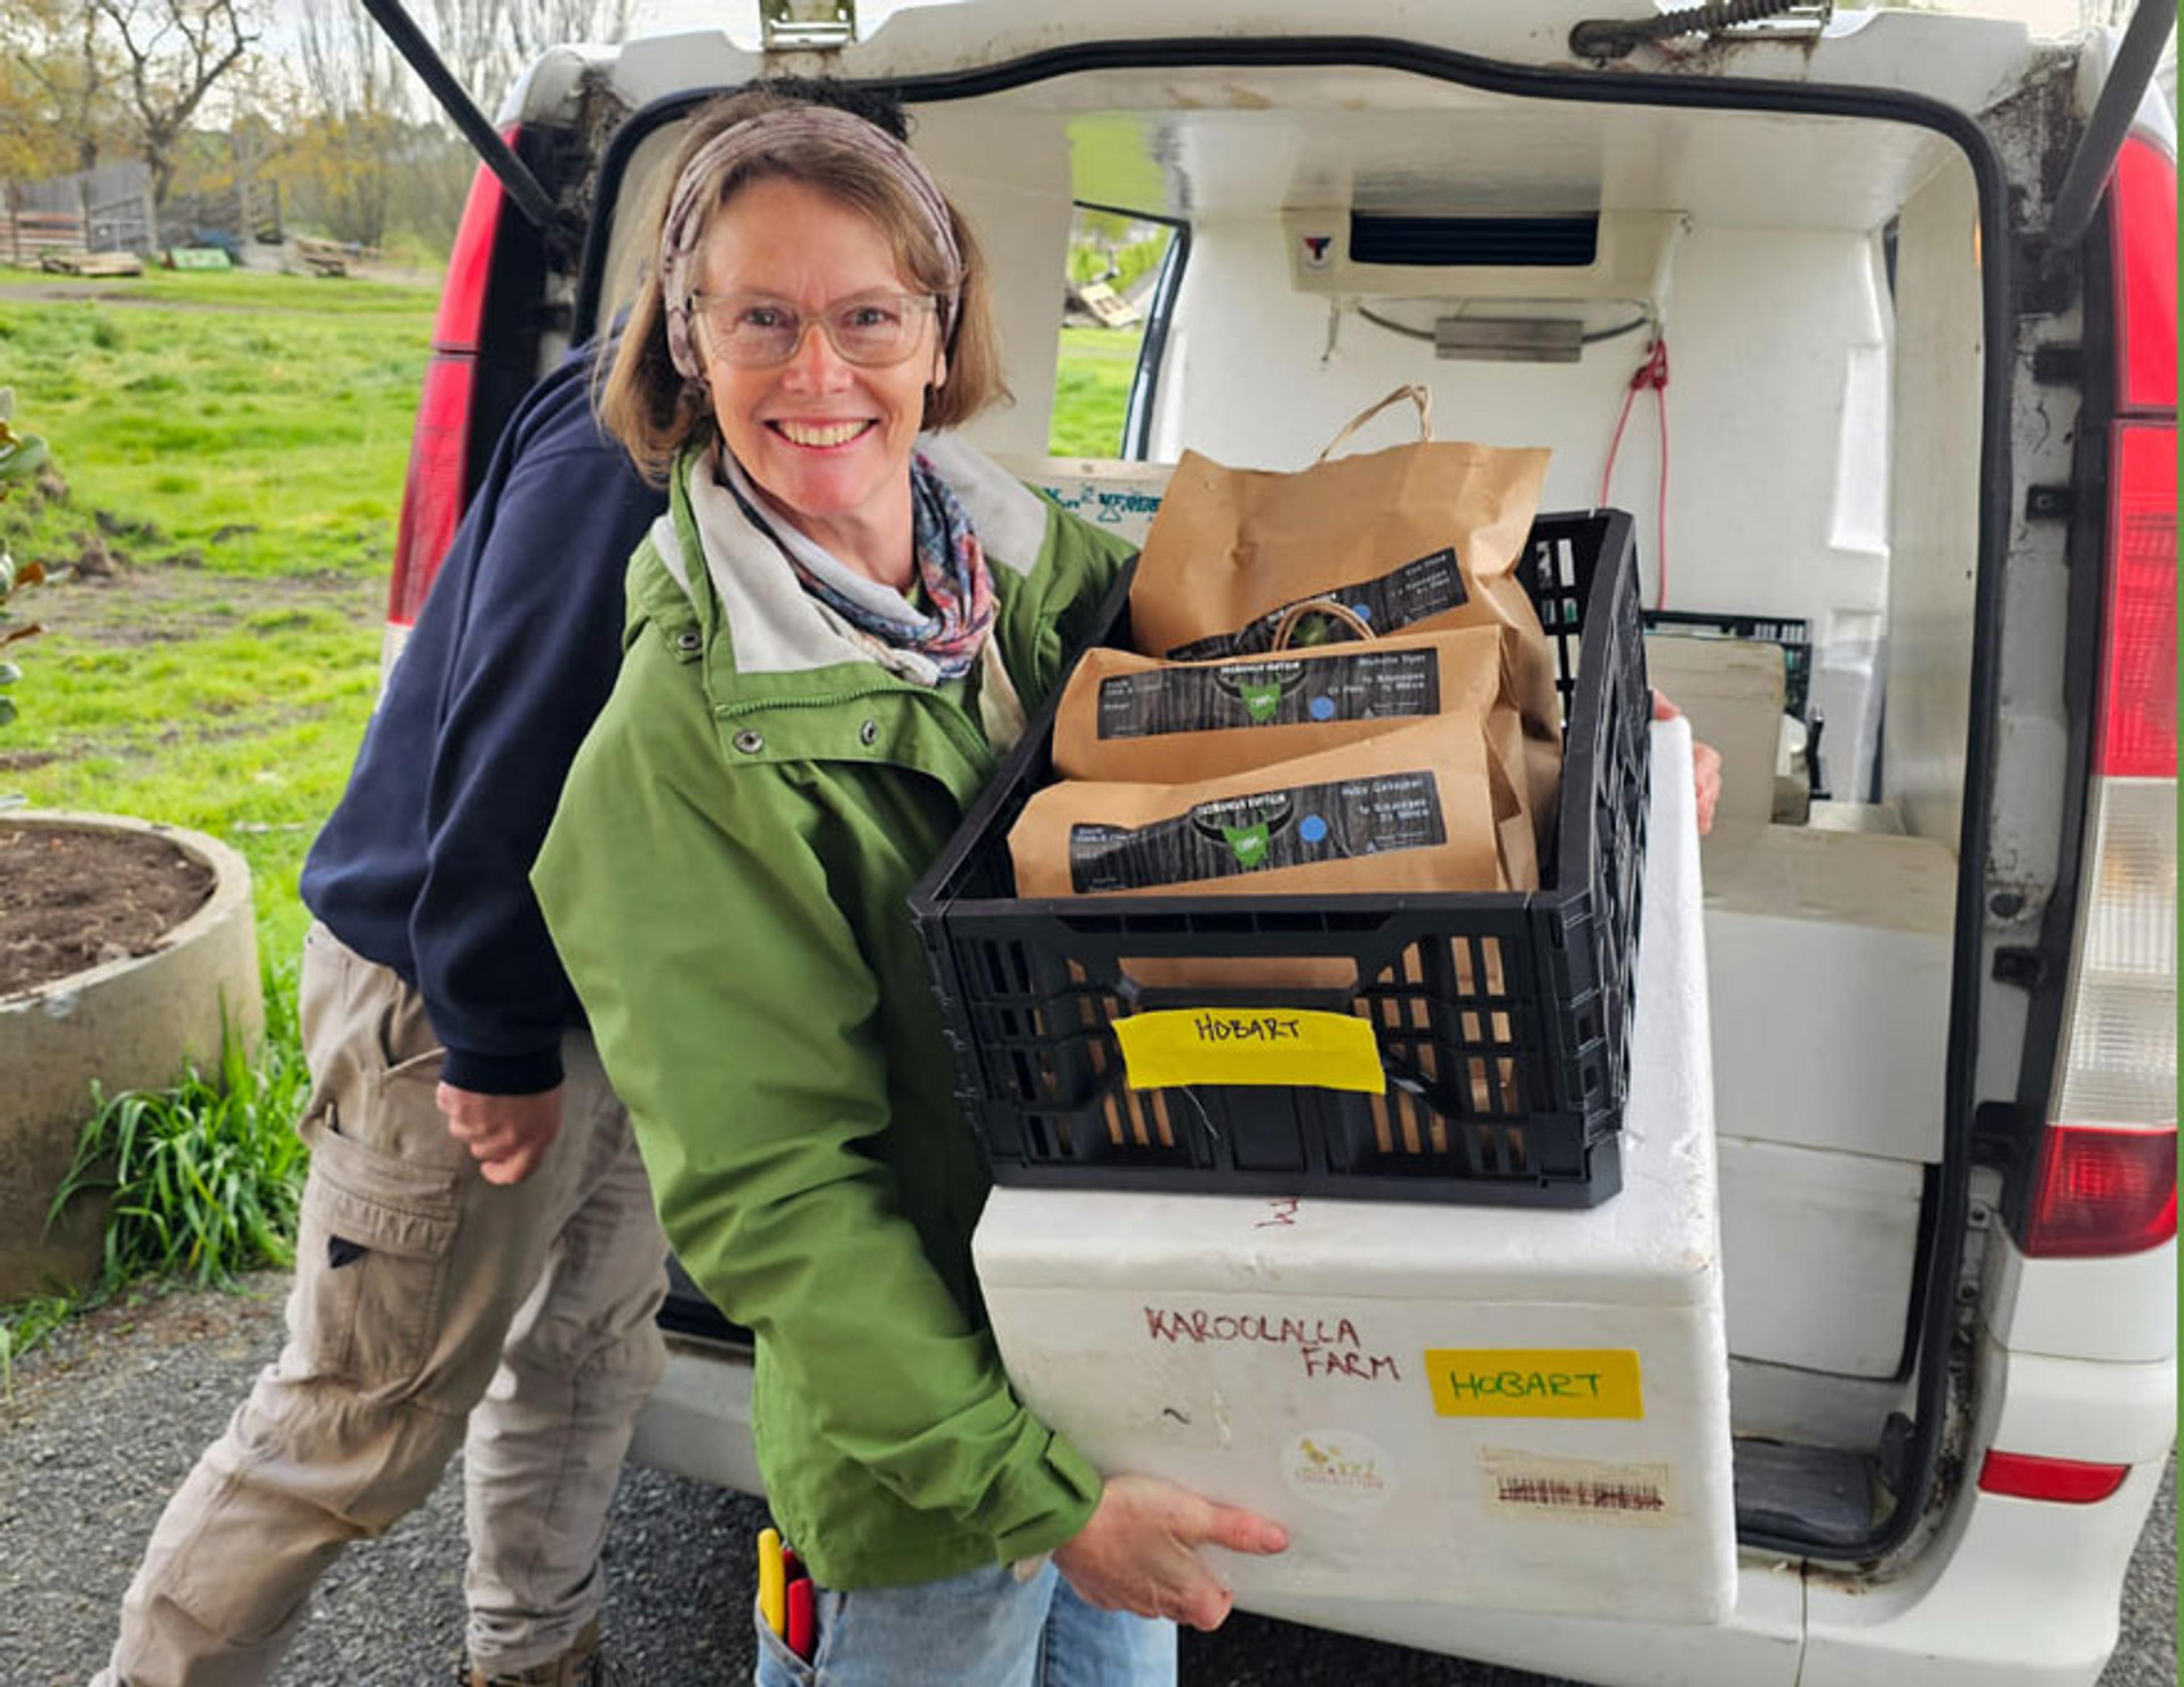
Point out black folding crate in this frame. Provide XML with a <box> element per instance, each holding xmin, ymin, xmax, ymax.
<box><xmin>909</xmin><ymin>509</ymin><xmax>1650</xmax><ymax>1208</ymax></box>
<box><xmin>1642</xmin><ymin>607</ymin><xmax>1814</xmax><ymax>722</ymax></box>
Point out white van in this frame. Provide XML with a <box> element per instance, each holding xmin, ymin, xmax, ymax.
<box><xmin>381</xmin><ymin>5</ymin><xmax>2177</xmax><ymax>1682</ymax></box>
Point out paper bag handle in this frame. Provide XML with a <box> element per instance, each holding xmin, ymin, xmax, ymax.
<box><xmin>1314</xmin><ymin>383</ymin><xmax>1434</xmax><ymax>463</ymax></box>
<box><xmin>1271</xmin><ymin>598</ymin><xmax>1376</xmax><ymax>650</ymax></box>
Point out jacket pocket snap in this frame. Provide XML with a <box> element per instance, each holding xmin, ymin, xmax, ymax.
<box><xmin>292</xmin><ymin>1125</ymin><xmax>460</xmax><ymax>1393</ymax></box>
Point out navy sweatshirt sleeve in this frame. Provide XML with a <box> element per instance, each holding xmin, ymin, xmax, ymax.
<box><xmin>301</xmin><ymin>349</ymin><xmax>668</xmax><ymax>1094</ymax></box>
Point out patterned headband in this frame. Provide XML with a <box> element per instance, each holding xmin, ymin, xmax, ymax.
<box><xmin>660</xmin><ymin>105</ymin><xmax>963</xmax><ymax>383</ymax></box>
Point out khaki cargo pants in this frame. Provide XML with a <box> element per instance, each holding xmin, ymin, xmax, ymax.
<box><xmin>96</xmin><ymin>925</ymin><xmax>670</xmax><ymax>1685</ymax></box>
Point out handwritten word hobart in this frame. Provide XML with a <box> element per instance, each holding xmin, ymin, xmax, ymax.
<box><xmin>1193</xmin><ymin>1013</ymin><xmax>1302</xmax><ymax>1044</ymax></box>
<box><xmin>1443</xmin><ymin>1367</ymin><xmax>1606</xmax><ymax>1403</ymax></box>
<box><xmin>1143</xmin><ymin>1307</ymin><xmax>1401</xmax><ymax>1384</ymax></box>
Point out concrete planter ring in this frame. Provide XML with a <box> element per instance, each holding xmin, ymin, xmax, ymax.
<box><xmin>0</xmin><ymin>813</ymin><xmax>262</xmax><ymax>1301</ymax></box>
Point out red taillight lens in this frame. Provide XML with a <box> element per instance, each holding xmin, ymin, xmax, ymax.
<box><xmin>2023</xmin><ymin>136</ymin><xmax>2180</xmax><ymax>1261</ymax></box>
<box><xmin>2099</xmin><ymin>421</ymin><xmax>2177</xmax><ymax>780</ymax></box>
<box><xmin>435</xmin><ymin>155</ymin><xmax>509</xmax><ymax>355</ymax></box>
<box><xmin>1976</xmin><ymin>1450</ymin><xmax>2132</xmax><ymax>1504</ymax></box>
<box><xmin>386</xmin><ymin>136</ymin><xmax>515</xmax><ymax>628</ymax></box>
<box><xmin>2111</xmin><ymin>135</ymin><xmax>2177</xmax><ymax>413</ymax></box>
<box><xmin>388</xmin><ymin>356</ymin><xmax>477</xmax><ymax>626</ymax></box>
<box><xmin>2024</xmin><ymin>1123</ymin><xmax>2177</xmax><ymax>1258</ymax></box>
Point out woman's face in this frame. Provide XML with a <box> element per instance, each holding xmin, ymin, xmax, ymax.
<box><xmin>693</xmin><ymin>176</ymin><xmax>946</xmax><ymax>571</ymax></box>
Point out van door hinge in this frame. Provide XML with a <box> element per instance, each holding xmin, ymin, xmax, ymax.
<box><xmin>2024</xmin><ymin>485</ymin><xmax>2074</xmax><ymax>522</ymax></box>
<box><xmin>2030</xmin><ymin>344</ymin><xmax>2083</xmax><ymax>385</ymax></box>
<box><xmin>1992</xmin><ymin>946</ymin><xmax>2053</xmax><ymax>988</ymax></box>
<box><xmin>760</xmin><ymin>0</ymin><xmax>855</xmax><ymax>49</ymax></box>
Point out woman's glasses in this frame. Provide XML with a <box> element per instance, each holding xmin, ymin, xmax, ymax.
<box><xmin>688</xmin><ymin>290</ymin><xmax>942</xmax><ymax>368</ymax></box>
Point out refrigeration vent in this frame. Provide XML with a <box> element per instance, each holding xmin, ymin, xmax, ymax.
<box><xmin>1348</xmin><ymin>213</ymin><xmax>1600</xmax><ymax>268</ymax></box>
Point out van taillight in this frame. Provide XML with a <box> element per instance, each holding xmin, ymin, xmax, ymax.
<box><xmin>2111</xmin><ymin>136</ymin><xmax>2175</xmax><ymax>413</ymax></box>
<box><xmin>1976</xmin><ymin>1450</ymin><xmax>2131</xmax><ymax>1504</ymax></box>
<box><xmin>388</xmin><ymin>357</ymin><xmax>476</xmax><ymax>627</ymax></box>
<box><xmin>2025</xmin><ymin>1124</ymin><xmax>2177</xmax><ymax>1258</ymax></box>
<box><xmin>2025</xmin><ymin>138</ymin><xmax>2178</xmax><ymax>1260</ymax></box>
<box><xmin>386</xmin><ymin>136</ymin><xmax>515</xmax><ymax>632</ymax></box>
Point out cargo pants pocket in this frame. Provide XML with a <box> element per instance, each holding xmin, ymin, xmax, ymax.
<box><xmin>292</xmin><ymin>1118</ymin><xmax>461</xmax><ymax>1393</ymax></box>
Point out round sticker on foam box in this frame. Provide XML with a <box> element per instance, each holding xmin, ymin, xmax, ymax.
<box><xmin>1281</xmin><ymin>1429</ymin><xmax>1397</xmax><ymax>1515</ymax></box>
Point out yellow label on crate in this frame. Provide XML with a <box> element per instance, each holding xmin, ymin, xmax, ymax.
<box><xmin>1112</xmin><ymin>1009</ymin><xmax>1385</xmax><ymax>1093</ymax></box>
<box><xmin>1423</xmin><ymin>1349</ymin><xmax>1645</xmax><ymax>1420</ymax></box>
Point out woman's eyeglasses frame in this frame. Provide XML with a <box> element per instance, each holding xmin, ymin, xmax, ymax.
<box><xmin>686</xmin><ymin>289</ymin><xmax>943</xmax><ymax>370</ymax></box>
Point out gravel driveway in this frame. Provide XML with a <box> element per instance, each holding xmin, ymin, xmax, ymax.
<box><xmin>2</xmin><ymin>1273</ymin><xmax>2172</xmax><ymax>1686</ymax></box>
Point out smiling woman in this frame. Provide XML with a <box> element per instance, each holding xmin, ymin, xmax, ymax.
<box><xmin>537</xmin><ymin>81</ymin><xmax>1291</xmax><ymax>1687</ymax></box>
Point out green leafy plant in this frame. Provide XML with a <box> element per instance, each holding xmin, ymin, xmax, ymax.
<box><xmin>0</xmin><ymin>1291</ymin><xmax>76</xmax><ymax>1395</ymax></box>
<box><xmin>47</xmin><ymin>976</ymin><xmax>311</xmax><ymax>1295</ymax></box>
<box><xmin>1</xmin><ymin>388</ymin><xmax>55</xmax><ymax>757</ymax></box>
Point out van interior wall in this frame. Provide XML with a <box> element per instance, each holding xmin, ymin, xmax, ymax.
<box><xmin>1883</xmin><ymin>154</ymin><xmax>1984</xmax><ymax>851</ymax></box>
<box><xmin>1147</xmin><ymin>215</ymin><xmax>1898</xmax><ymax>799</ymax></box>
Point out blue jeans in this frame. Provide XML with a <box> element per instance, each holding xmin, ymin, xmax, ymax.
<box><xmin>753</xmin><ymin>1559</ymin><xmax>1176</xmax><ymax>1687</ymax></box>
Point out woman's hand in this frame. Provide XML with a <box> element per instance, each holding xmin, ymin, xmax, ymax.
<box><xmin>1651</xmin><ymin>690</ymin><xmax>1722</xmax><ymax>835</ymax></box>
<box><xmin>1052</xmin><ymin>1473</ymin><xmax>1289</xmax><ymax>1632</ymax></box>
<box><xmin>438</xmin><ymin>1083</ymin><xmax>563</xmax><ymax>1185</ymax></box>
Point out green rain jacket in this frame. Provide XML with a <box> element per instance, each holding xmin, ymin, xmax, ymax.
<box><xmin>534</xmin><ymin>436</ymin><xmax>1133</xmax><ymax>1589</ymax></box>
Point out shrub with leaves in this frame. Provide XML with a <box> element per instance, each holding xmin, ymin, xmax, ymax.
<box><xmin>1</xmin><ymin>388</ymin><xmax>55</xmax><ymax>747</ymax></box>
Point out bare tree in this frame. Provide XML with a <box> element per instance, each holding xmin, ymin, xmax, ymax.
<box><xmin>426</xmin><ymin>0</ymin><xmax>631</xmax><ymax>114</ymax></box>
<box><xmin>98</xmin><ymin>0</ymin><xmax>260</xmax><ymax>218</ymax></box>
<box><xmin>290</xmin><ymin>0</ymin><xmax>407</xmax><ymax>245</ymax></box>
<box><xmin>10</xmin><ymin>0</ymin><xmax>116</xmax><ymax>175</ymax></box>
<box><xmin>295</xmin><ymin>0</ymin><xmax>407</xmax><ymax>122</ymax></box>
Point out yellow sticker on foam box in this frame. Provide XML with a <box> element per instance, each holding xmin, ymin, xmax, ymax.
<box><xmin>1423</xmin><ymin>1348</ymin><xmax>1645</xmax><ymax>1420</ymax></box>
<box><xmin>1112</xmin><ymin>1009</ymin><xmax>1385</xmax><ymax>1093</ymax></box>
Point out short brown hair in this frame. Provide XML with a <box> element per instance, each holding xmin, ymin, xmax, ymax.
<box><xmin>597</xmin><ymin>85</ymin><xmax>1009</xmax><ymax>486</ymax></box>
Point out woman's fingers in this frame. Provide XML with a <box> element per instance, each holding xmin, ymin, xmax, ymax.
<box><xmin>1169</xmin><ymin>1580</ymin><xmax>1235</xmax><ymax>1632</ymax></box>
<box><xmin>1693</xmin><ymin>739</ymin><xmax>1723</xmax><ymax>835</ymax></box>
<box><xmin>1192</xmin><ymin>1499</ymin><xmax>1290</xmax><ymax>1557</ymax></box>
<box><xmin>1054</xmin><ymin>1474</ymin><xmax>1288</xmax><ymax>1632</ymax></box>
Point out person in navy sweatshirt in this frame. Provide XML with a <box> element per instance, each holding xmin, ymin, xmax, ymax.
<box><xmin>93</xmin><ymin>341</ymin><xmax>671</xmax><ymax>1687</ymax></box>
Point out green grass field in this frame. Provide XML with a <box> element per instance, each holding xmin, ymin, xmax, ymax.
<box><xmin>2</xmin><ymin>266</ymin><xmax>433</xmax><ymax>963</ymax></box>
<box><xmin>1</xmin><ymin>264</ymin><xmax>1139</xmax><ymax>1350</ymax></box>
<box><xmin>3</xmin><ymin>271</ymin><xmax>1138</xmax><ymax>967</ymax></box>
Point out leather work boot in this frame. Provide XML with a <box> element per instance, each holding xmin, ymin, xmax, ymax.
<box><xmin>460</xmin><ymin>1618</ymin><xmax>634</xmax><ymax>1686</ymax></box>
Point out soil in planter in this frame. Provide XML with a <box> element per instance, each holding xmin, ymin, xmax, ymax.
<box><xmin>0</xmin><ymin>826</ymin><xmax>217</xmax><ymax>997</ymax></box>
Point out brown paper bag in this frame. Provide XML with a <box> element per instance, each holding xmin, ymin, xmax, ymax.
<box><xmin>1053</xmin><ymin>624</ymin><xmax>1500</xmax><ymax>782</ymax></box>
<box><xmin>1126</xmin><ymin>385</ymin><xmax>1563</xmax><ymax>832</ymax></box>
<box><xmin>1052</xmin><ymin>622</ymin><xmax>1540</xmax><ymax>893</ymax></box>
<box><xmin>1010</xmin><ymin>715</ymin><xmax>1504</xmax><ymax>989</ymax></box>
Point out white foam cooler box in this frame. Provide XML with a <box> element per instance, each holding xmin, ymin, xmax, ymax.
<box><xmin>974</xmin><ymin>721</ymin><xmax>1737</xmax><ymax>1623</ymax></box>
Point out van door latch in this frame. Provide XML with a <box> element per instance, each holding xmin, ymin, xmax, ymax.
<box><xmin>760</xmin><ymin>0</ymin><xmax>855</xmax><ymax>49</ymax></box>
<box><xmin>1992</xmin><ymin>946</ymin><xmax>2053</xmax><ymax>988</ymax></box>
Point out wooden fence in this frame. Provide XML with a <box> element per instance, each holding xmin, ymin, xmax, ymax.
<box><xmin>4</xmin><ymin>208</ymin><xmax>89</xmax><ymax>269</ymax></box>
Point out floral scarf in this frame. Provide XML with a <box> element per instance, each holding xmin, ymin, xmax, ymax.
<box><xmin>762</xmin><ymin>453</ymin><xmax>997</xmax><ymax>682</ymax></box>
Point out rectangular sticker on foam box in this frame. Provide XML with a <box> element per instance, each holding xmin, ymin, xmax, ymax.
<box><xmin>1423</xmin><ymin>1348</ymin><xmax>1644</xmax><ymax>1419</ymax></box>
<box><xmin>1478</xmin><ymin>1448</ymin><xmax>1674</xmax><ymax>1526</ymax></box>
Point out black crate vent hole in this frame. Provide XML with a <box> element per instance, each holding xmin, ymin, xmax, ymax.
<box><xmin>912</xmin><ymin>511</ymin><xmax>1651</xmax><ymax>1209</ymax></box>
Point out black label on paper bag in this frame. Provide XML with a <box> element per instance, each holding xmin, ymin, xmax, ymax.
<box><xmin>1097</xmin><ymin>649</ymin><xmax>1442</xmax><ymax>740</ymax></box>
<box><xmin>1166</xmin><ymin>547</ymin><xmax>1469</xmax><ymax>661</ymax></box>
<box><xmin>1068</xmin><ymin>772</ymin><xmax>1446</xmax><ymax>892</ymax></box>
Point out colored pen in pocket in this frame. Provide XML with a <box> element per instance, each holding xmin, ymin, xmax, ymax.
<box><xmin>785</xmin><ymin>1574</ymin><xmax>815</xmax><ymax>1662</ymax></box>
<box><xmin>757</xmin><ymin>1527</ymin><xmax>786</xmax><ymax>1637</ymax></box>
